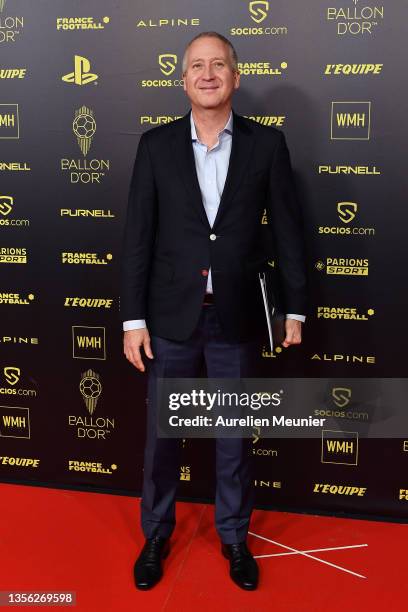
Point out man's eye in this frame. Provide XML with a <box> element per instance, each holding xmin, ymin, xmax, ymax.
<box><xmin>192</xmin><ymin>63</ymin><xmax>202</xmax><ymax>69</ymax></box>
<box><xmin>214</xmin><ymin>62</ymin><xmax>225</xmax><ymax>67</ymax></box>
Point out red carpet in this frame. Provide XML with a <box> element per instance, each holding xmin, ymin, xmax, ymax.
<box><xmin>0</xmin><ymin>482</ymin><xmax>405</xmax><ymax>611</ymax></box>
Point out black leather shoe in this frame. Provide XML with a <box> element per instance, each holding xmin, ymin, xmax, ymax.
<box><xmin>221</xmin><ymin>541</ymin><xmax>259</xmax><ymax>590</ymax></box>
<box><xmin>134</xmin><ymin>535</ymin><xmax>170</xmax><ymax>590</ymax></box>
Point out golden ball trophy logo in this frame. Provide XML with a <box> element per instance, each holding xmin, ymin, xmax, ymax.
<box><xmin>79</xmin><ymin>369</ymin><xmax>102</xmax><ymax>414</ymax></box>
<box><xmin>73</xmin><ymin>105</ymin><xmax>96</xmax><ymax>156</ymax></box>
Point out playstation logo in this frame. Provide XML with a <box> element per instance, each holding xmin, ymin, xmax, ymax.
<box><xmin>62</xmin><ymin>55</ymin><xmax>98</xmax><ymax>86</ymax></box>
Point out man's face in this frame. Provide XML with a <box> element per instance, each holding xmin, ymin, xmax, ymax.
<box><xmin>183</xmin><ymin>37</ymin><xmax>240</xmax><ymax>110</ymax></box>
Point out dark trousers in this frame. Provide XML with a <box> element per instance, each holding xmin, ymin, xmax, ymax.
<box><xmin>141</xmin><ymin>304</ymin><xmax>260</xmax><ymax>544</ymax></box>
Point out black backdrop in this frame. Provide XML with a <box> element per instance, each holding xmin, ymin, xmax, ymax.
<box><xmin>1</xmin><ymin>0</ymin><xmax>407</xmax><ymax>519</ymax></box>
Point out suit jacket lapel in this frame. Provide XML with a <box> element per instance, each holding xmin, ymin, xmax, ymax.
<box><xmin>212</xmin><ymin>111</ymin><xmax>255</xmax><ymax>230</ymax></box>
<box><xmin>172</xmin><ymin>112</ymin><xmax>211</xmax><ymax>229</ymax></box>
<box><xmin>172</xmin><ymin>110</ymin><xmax>255</xmax><ymax>230</ymax></box>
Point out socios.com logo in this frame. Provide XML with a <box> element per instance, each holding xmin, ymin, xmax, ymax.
<box><xmin>62</xmin><ymin>55</ymin><xmax>98</xmax><ymax>85</ymax></box>
<box><xmin>4</xmin><ymin>366</ymin><xmax>20</xmax><ymax>386</ymax></box>
<box><xmin>337</xmin><ymin>202</ymin><xmax>357</xmax><ymax>224</ymax></box>
<box><xmin>249</xmin><ymin>1</ymin><xmax>269</xmax><ymax>23</ymax></box>
<box><xmin>332</xmin><ymin>387</ymin><xmax>352</xmax><ymax>408</ymax></box>
<box><xmin>158</xmin><ymin>53</ymin><xmax>177</xmax><ymax>76</ymax></box>
<box><xmin>0</xmin><ymin>195</ymin><xmax>13</xmax><ymax>216</ymax></box>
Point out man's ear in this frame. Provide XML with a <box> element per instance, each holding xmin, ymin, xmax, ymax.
<box><xmin>182</xmin><ymin>72</ymin><xmax>187</xmax><ymax>92</ymax></box>
<box><xmin>234</xmin><ymin>71</ymin><xmax>241</xmax><ymax>90</ymax></box>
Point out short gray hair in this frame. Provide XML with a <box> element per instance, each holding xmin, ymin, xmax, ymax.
<box><xmin>182</xmin><ymin>31</ymin><xmax>238</xmax><ymax>74</ymax></box>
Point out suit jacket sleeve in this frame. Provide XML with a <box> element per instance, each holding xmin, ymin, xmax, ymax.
<box><xmin>267</xmin><ymin>131</ymin><xmax>307</xmax><ymax>314</ymax></box>
<box><xmin>120</xmin><ymin>133</ymin><xmax>157</xmax><ymax>321</ymax></box>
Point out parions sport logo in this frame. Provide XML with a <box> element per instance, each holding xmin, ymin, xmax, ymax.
<box><xmin>0</xmin><ymin>247</ymin><xmax>27</xmax><ymax>263</ymax></box>
<box><xmin>230</xmin><ymin>1</ymin><xmax>288</xmax><ymax>37</ymax></box>
<box><xmin>141</xmin><ymin>54</ymin><xmax>184</xmax><ymax>88</ymax></box>
<box><xmin>315</xmin><ymin>257</ymin><xmax>369</xmax><ymax>276</ymax></box>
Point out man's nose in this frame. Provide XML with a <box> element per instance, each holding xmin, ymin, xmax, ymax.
<box><xmin>202</xmin><ymin>63</ymin><xmax>215</xmax><ymax>79</ymax></box>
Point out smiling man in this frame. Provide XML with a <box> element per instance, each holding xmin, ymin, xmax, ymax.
<box><xmin>121</xmin><ymin>32</ymin><xmax>307</xmax><ymax>591</ymax></box>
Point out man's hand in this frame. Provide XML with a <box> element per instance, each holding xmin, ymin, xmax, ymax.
<box><xmin>124</xmin><ymin>328</ymin><xmax>154</xmax><ymax>372</ymax></box>
<box><xmin>282</xmin><ymin>319</ymin><xmax>302</xmax><ymax>348</ymax></box>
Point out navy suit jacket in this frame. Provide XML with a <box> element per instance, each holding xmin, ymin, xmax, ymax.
<box><xmin>121</xmin><ymin>110</ymin><xmax>307</xmax><ymax>342</ymax></box>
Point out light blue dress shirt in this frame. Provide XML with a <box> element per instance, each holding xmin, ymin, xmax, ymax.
<box><xmin>123</xmin><ymin>112</ymin><xmax>305</xmax><ymax>331</ymax></box>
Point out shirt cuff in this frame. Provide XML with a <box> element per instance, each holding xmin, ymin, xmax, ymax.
<box><xmin>286</xmin><ymin>314</ymin><xmax>306</xmax><ymax>323</ymax></box>
<box><xmin>123</xmin><ymin>319</ymin><xmax>147</xmax><ymax>331</ymax></box>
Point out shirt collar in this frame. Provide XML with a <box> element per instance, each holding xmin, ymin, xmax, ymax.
<box><xmin>190</xmin><ymin>110</ymin><xmax>233</xmax><ymax>142</ymax></box>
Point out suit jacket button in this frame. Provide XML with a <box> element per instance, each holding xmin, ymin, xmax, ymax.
<box><xmin>201</xmin><ymin>269</ymin><xmax>209</xmax><ymax>277</ymax></box>
<box><xmin>209</xmin><ymin>233</ymin><xmax>217</xmax><ymax>241</ymax></box>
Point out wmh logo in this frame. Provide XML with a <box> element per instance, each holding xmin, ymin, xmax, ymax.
<box><xmin>331</xmin><ymin>101</ymin><xmax>371</xmax><ymax>140</ymax></box>
<box><xmin>72</xmin><ymin>326</ymin><xmax>106</xmax><ymax>360</ymax></box>
<box><xmin>321</xmin><ymin>430</ymin><xmax>358</xmax><ymax>465</ymax></box>
<box><xmin>0</xmin><ymin>104</ymin><xmax>19</xmax><ymax>139</ymax></box>
<box><xmin>0</xmin><ymin>406</ymin><xmax>30</xmax><ymax>439</ymax></box>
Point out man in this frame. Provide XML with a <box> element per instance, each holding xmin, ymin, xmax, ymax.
<box><xmin>121</xmin><ymin>32</ymin><xmax>307</xmax><ymax>591</ymax></box>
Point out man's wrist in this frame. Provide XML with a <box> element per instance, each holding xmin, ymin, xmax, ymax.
<box><xmin>286</xmin><ymin>314</ymin><xmax>306</xmax><ymax>323</ymax></box>
<box><xmin>123</xmin><ymin>319</ymin><xmax>147</xmax><ymax>331</ymax></box>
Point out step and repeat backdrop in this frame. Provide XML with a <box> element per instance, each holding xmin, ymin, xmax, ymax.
<box><xmin>1</xmin><ymin>0</ymin><xmax>407</xmax><ymax>519</ymax></box>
